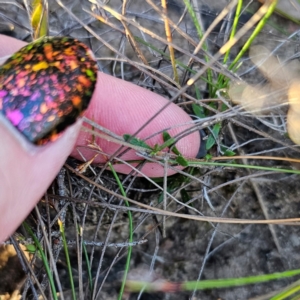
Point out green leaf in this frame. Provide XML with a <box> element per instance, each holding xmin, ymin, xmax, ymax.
<box><xmin>162</xmin><ymin>131</ymin><xmax>181</xmax><ymax>155</ymax></box>
<box><xmin>160</xmin><ymin>135</ymin><xmax>176</xmax><ymax>149</ymax></box>
<box><xmin>180</xmin><ymin>188</ymin><xmax>191</xmax><ymax>203</ymax></box>
<box><xmin>206</xmin><ymin>123</ymin><xmax>221</xmax><ymax>150</ymax></box>
<box><xmin>151</xmin><ymin>144</ymin><xmax>160</xmax><ymax>154</ymax></box>
<box><xmin>206</xmin><ymin>137</ymin><xmax>215</xmax><ymax>150</ymax></box>
<box><xmin>224</xmin><ymin>149</ymin><xmax>235</xmax><ymax>156</ymax></box>
<box><xmin>204</xmin><ymin>154</ymin><xmax>213</xmax><ymax>161</ymax></box>
<box><xmin>123</xmin><ymin>134</ymin><xmax>152</xmax><ymax>150</ymax></box>
<box><xmin>192</xmin><ymin>103</ymin><xmax>205</xmax><ymax>118</ymax></box>
<box><xmin>26</xmin><ymin>244</ymin><xmax>36</xmax><ymax>254</ymax></box>
<box><xmin>176</xmin><ymin>155</ymin><xmax>189</xmax><ymax>167</ymax></box>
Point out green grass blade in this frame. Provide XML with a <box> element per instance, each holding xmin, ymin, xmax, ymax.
<box><xmin>82</xmin><ymin>240</ymin><xmax>94</xmax><ymax>295</ymax></box>
<box><xmin>108</xmin><ymin>163</ymin><xmax>133</xmax><ymax>300</ymax></box>
<box><xmin>230</xmin><ymin>0</ymin><xmax>278</xmax><ymax>69</ymax></box>
<box><xmin>214</xmin><ymin>0</ymin><xmax>278</xmax><ymax>95</ymax></box>
<box><xmin>30</xmin><ymin>0</ymin><xmax>48</xmax><ymax>39</ymax></box>
<box><xmin>223</xmin><ymin>0</ymin><xmax>243</xmax><ymax>64</ymax></box>
<box><xmin>178</xmin><ymin>159</ymin><xmax>300</xmax><ymax>175</ymax></box>
<box><xmin>126</xmin><ymin>268</ymin><xmax>300</xmax><ymax>293</ymax></box>
<box><xmin>58</xmin><ymin>219</ymin><xmax>76</xmax><ymax>300</ymax></box>
<box><xmin>23</xmin><ymin>222</ymin><xmax>58</xmax><ymax>300</ymax></box>
<box><xmin>182</xmin><ymin>0</ymin><xmax>213</xmax><ymax>96</ymax></box>
<box><xmin>215</xmin><ymin>0</ymin><xmax>243</xmax><ymax>94</ymax></box>
<box><xmin>271</xmin><ymin>280</ymin><xmax>300</xmax><ymax>300</ymax></box>
<box><xmin>184</xmin><ymin>268</ymin><xmax>300</xmax><ymax>290</ymax></box>
<box><xmin>271</xmin><ymin>0</ymin><xmax>300</xmax><ymax>25</ymax></box>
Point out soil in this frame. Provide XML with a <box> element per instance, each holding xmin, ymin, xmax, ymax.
<box><xmin>1</xmin><ymin>1</ymin><xmax>300</xmax><ymax>300</ymax></box>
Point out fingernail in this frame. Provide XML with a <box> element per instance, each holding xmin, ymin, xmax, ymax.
<box><xmin>0</xmin><ymin>36</ymin><xmax>98</xmax><ymax>145</ymax></box>
<box><xmin>0</xmin><ymin>113</ymin><xmax>82</xmax><ymax>155</ymax></box>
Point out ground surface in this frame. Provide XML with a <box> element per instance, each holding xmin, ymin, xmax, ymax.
<box><xmin>0</xmin><ymin>1</ymin><xmax>300</xmax><ymax>299</ymax></box>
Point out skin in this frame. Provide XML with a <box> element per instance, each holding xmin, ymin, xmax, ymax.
<box><xmin>0</xmin><ymin>35</ymin><xmax>200</xmax><ymax>241</ymax></box>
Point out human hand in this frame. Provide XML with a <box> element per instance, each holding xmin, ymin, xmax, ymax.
<box><xmin>0</xmin><ymin>34</ymin><xmax>200</xmax><ymax>241</ymax></box>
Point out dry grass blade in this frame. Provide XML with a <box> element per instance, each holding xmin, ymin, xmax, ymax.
<box><xmin>161</xmin><ymin>0</ymin><xmax>179</xmax><ymax>83</ymax></box>
<box><xmin>2</xmin><ymin>0</ymin><xmax>300</xmax><ymax>299</ymax></box>
<box><xmin>27</xmin><ymin>0</ymin><xmax>48</xmax><ymax>39</ymax></box>
<box><xmin>64</xmin><ymin>164</ymin><xmax>300</xmax><ymax>226</ymax></box>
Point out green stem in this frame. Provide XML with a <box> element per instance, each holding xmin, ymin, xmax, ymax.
<box><xmin>109</xmin><ymin>163</ymin><xmax>133</xmax><ymax>300</ymax></box>
<box><xmin>59</xmin><ymin>219</ymin><xmax>76</xmax><ymax>300</ymax></box>
<box><xmin>24</xmin><ymin>222</ymin><xmax>58</xmax><ymax>300</ymax></box>
<box><xmin>229</xmin><ymin>0</ymin><xmax>278</xmax><ymax>70</ymax></box>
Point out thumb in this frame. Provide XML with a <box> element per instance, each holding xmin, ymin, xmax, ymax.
<box><xmin>0</xmin><ymin>117</ymin><xmax>81</xmax><ymax>241</ymax></box>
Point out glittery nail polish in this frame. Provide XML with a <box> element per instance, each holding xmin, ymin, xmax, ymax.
<box><xmin>0</xmin><ymin>36</ymin><xmax>98</xmax><ymax>145</ymax></box>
